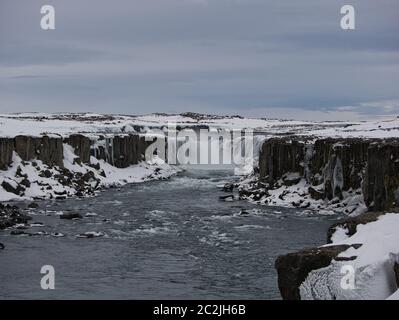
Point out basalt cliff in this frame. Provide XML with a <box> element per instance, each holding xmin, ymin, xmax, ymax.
<box><xmin>0</xmin><ymin>132</ymin><xmax>173</xmax><ymax>230</ymax></box>
<box><xmin>239</xmin><ymin>136</ymin><xmax>399</xmax><ymax>300</ymax></box>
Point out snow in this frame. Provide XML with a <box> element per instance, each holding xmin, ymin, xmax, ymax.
<box><xmin>300</xmin><ymin>213</ymin><xmax>399</xmax><ymax>300</ymax></box>
<box><xmin>239</xmin><ymin>174</ymin><xmax>367</xmax><ymax>216</ymax></box>
<box><xmin>0</xmin><ymin>146</ymin><xmax>178</xmax><ymax>202</ymax></box>
<box><xmin>330</xmin><ymin>226</ymin><xmax>350</xmax><ymax>243</ymax></box>
<box><xmin>1</xmin><ymin>112</ymin><xmax>399</xmax><ymax>138</ymax></box>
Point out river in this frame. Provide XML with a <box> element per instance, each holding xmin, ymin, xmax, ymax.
<box><xmin>0</xmin><ymin>169</ymin><xmax>338</xmax><ymax>299</ymax></box>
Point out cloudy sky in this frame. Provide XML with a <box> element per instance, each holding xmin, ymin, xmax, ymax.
<box><xmin>0</xmin><ymin>0</ymin><xmax>398</xmax><ymax>120</ymax></box>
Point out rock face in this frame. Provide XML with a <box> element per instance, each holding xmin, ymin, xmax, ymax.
<box><xmin>259</xmin><ymin>138</ymin><xmax>305</xmax><ymax>183</ymax></box>
<box><xmin>275</xmin><ymin>244</ymin><xmax>361</xmax><ymax>300</ymax></box>
<box><xmin>0</xmin><ymin>133</ymin><xmax>156</xmax><ymax>200</ymax></box>
<box><xmin>311</xmin><ymin>138</ymin><xmax>370</xmax><ymax>200</ymax></box>
<box><xmin>0</xmin><ymin>133</ymin><xmax>153</xmax><ymax>171</ymax></box>
<box><xmin>14</xmin><ymin>135</ymin><xmax>64</xmax><ymax>167</ymax></box>
<box><xmin>112</xmin><ymin>135</ymin><xmax>141</xmax><ymax>168</ymax></box>
<box><xmin>91</xmin><ymin>135</ymin><xmax>153</xmax><ymax>168</ymax></box>
<box><xmin>257</xmin><ymin>137</ymin><xmax>399</xmax><ymax>212</ymax></box>
<box><xmin>66</xmin><ymin>134</ymin><xmax>91</xmax><ymax>164</ymax></box>
<box><xmin>364</xmin><ymin>141</ymin><xmax>399</xmax><ymax>211</ymax></box>
<box><xmin>0</xmin><ymin>138</ymin><xmax>14</xmax><ymax>170</ymax></box>
<box><xmin>260</xmin><ymin>138</ymin><xmax>399</xmax><ymax>300</ymax></box>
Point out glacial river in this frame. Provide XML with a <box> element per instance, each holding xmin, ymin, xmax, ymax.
<box><xmin>0</xmin><ymin>170</ymin><xmax>338</xmax><ymax>299</ymax></box>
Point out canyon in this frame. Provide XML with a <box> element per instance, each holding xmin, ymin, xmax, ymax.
<box><xmin>1</xmin><ymin>113</ymin><xmax>399</xmax><ymax>299</ymax></box>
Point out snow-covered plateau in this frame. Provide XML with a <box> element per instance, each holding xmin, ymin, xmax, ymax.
<box><xmin>1</xmin><ymin>112</ymin><xmax>399</xmax><ymax>300</ymax></box>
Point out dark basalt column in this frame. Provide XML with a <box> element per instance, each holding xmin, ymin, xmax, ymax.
<box><xmin>14</xmin><ymin>135</ymin><xmax>63</xmax><ymax>167</ymax></box>
<box><xmin>0</xmin><ymin>138</ymin><xmax>14</xmax><ymax>170</ymax></box>
<box><xmin>258</xmin><ymin>137</ymin><xmax>399</xmax><ymax>212</ymax></box>
<box><xmin>66</xmin><ymin>134</ymin><xmax>92</xmax><ymax>164</ymax></box>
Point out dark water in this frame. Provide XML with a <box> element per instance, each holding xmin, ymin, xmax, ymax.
<box><xmin>0</xmin><ymin>170</ymin><xmax>338</xmax><ymax>299</ymax></box>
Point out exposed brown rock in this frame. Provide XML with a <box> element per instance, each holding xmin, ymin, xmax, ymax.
<box><xmin>326</xmin><ymin>211</ymin><xmax>396</xmax><ymax>243</ymax></box>
<box><xmin>275</xmin><ymin>244</ymin><xmax>361</xmax><ymax>300</ymax></box>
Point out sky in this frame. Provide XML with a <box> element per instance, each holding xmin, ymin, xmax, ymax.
<box><xmin>0</xmin><ymin>0</ymin><xmax>398</xmax><ymax>120</ymax></box>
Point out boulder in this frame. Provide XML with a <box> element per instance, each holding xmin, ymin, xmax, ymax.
<box><xmin>219</xmin><ymin>195</ymin><xmax>234</xmax><ymax>201</ymax></box>
<box><xmin>222</xmin><ymin>183</ymin><xmax>234</xmax><ymax>192</ymax></box>
<box><xmin>1</xmin><ymin>180</ymin><xmax>25</xmax><ymax>195</ymax></box>
<box><xmin>308</xmin><ymin>186</ymin><xmax>324</xmax><ymax>200</ymax></box>
<box><xmin>59</xmin><ymin>212</ymin><xmax>83</xmax><ymax>220</ymax></box>
<box><xmin>28</xmin><ymin>202</ymin><xmax>39</xmax><ymax>209</ymax></box>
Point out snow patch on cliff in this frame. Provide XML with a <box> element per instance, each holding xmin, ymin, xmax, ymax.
<box><xmin>0</xmin><ymin>145</ymin><xmax>178</xmax><ymax>202</ymax></box>
<box><xmin>300</xmin><ymin>213</ymin><xmax>399</xmax><ymax>300</ymax></box>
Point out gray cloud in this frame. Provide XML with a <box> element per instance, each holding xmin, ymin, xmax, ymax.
<box><xmin>0</xmin><ymin>0</ymin><xmax>398</xmax><ymax>120</ymax></box>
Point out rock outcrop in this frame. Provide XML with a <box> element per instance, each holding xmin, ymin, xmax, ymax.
<box><xmin>0</xmin><ymin>138</ymin><xmax>14</xmax><ymax>170</ymax></box>
<box><xmin>112</xmin><ymin>135</ymin><xmax>142</xmax><ymax>168</ymax></box>
<box><xmin>259</xmin><ymin>138</ymin><xmax>305</xmax><ymax>183</ymax></box>
<box><xmin>0</xmin><ymin>132</ymin><xmax>160</xmax><ymax>201</ymax></box>
<box><xmin>255</xmin><ymin>137</ymin><xmax>399</xmax><ymax>300</ymax></box>
<box><xmin>90</xmin><ymin>134</ymin><xmax>154</xmax><ymax>168</ymax></box>
<box><xmin>66</xmin><ymin>134</ymin><xmax>91</xmax><ymax>164</ymax></box>
<box><xmin>0</xmin><ymin>203</ymin><xmax>31</xmax><ymax>230</ymax></box>
<box><xmin>0</xmin><ymin>133</ymin><xmax>153</xmax><ymax>171</ymax></box>
<box><xmin>14</xmin><ymin>135</ymin><xmax>64</xmax><ymax>167</ymax></box>
<box><xmin>364</xmin><ymin>141</ymin><xmax>399</xmax><ymax>211</ymax></box>
<box><xmin>326</xmin><ymin>211</ymin><xmax>388</xmax><ymax>244</ymax></box>
<box><xmin>275</xmin><ymin>244</ymin><xmax>361</xmax><ymax>300</ymax></box>
<box><xmin>248</xmin><ymin>137</ymin><xmax>399</xmax><ymax>213</ymax></box>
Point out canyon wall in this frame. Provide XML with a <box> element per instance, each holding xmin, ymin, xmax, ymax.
<box><xmin>258</xmin><ymin>137</ymin><xmax>399</xmax><ymax>300</ymax></box>
<box><xmin>258</xmin><ymin>137</ymin><xmax>399</xmax><ymax>212</ymax></box>
<box><xmin>0</xmin><ymin>133</ymin><xmax>157</xmax><ymax>199</ymax></box>
<box><xmin>0</xmin><ymin>133</ymin><xmax>153</xmax><ymax>170</ymax></box>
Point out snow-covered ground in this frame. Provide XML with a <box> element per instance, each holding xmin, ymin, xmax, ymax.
<box><xmin>1</xmin><ymin>112</ymin><xmax>399</xmax><ymax>138</ymax></box>
<box><xmin>0</xmin><ymin>146</ymin><xmax>178</xmax><ymax>202</ymax></box>
<box><xmin>239</xmin><ymin>173</ymin><xmax>368</xmax><ymax>217</ymax></box>
<box><xmin>300</xmin><ymin>212</ymin><xmax>399</xmax><ymax>300</ymax></box>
